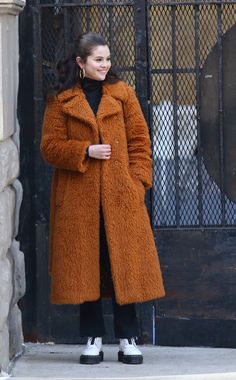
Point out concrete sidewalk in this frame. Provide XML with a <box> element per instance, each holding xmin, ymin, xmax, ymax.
<box><xmin>9</xmin><ymin>343</ymin><xmax>236</xmax><ymax>380</ymax></box>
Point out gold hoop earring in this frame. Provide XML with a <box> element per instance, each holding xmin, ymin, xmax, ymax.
<box><xmin>79</xmin><ymin>67</ymin><xmax>86</xmax><ymax>80</ymax></box>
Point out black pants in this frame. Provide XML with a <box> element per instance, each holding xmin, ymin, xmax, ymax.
<box><xmin>80</xmin><ymin>209</ymin><xmax>139</xmax><ymax>338</ymax></box>
<box><xmin>80</xmin><ymin>298</ymin><xmax>139</xmax><ymax>338</ymax></box>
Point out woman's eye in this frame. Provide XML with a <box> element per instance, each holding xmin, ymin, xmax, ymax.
<box><xmin>95</xmin><ymin>58</ymin><xmax>111</xmax><ymax>62</ymax></box>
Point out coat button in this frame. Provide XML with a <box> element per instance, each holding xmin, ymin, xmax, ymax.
<box><xmin>115</xmin><ymin>160</ymin><xmax>119</xmax><ymax>165</ymax></box>
<box><xmin>115</xmin><ymin>139</ymin><xmax>119</xmax><ymax>144</ymax></box>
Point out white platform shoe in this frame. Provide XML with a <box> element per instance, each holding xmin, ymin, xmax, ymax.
<box><xmin>118</xmin><ymin>338</ymin><xmax>143</xmax><ymax>364</ymax></box>
<box><xmin>80</xmin><ymin>337</ymin><xmax>104</xmax><ymax>364</ymax></box>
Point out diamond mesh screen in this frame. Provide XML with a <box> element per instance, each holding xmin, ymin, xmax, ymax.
<box><xmin>37</xmin><ymin>0</ymin><xmax>236</xmax><ymax>229</ymax></box>
<box><xmin>150</xmin><ymin>1</ymin><xmax>236</xmax><ymax>227</ymax></box>
<box><xmin>40</xmin><ymin>2</ymin><xmax>135</xmax><ymax>92</ymax></box>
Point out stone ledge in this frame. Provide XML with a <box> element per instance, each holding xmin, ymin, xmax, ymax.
<box><xmin>0</xmin><ymin>0</ymin><xmax>25</xmax><ymax>15</ymax></box>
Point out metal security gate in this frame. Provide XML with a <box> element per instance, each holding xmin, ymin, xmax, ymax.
<box><xmin>149</xmin><ymin>1</ymin><xmax>236</xmax><ymax>347</ymax></box>
<box><xmin>18</xmin><ymin>0</ymin><xmax>236</xmax><ymax>346</ymax></box>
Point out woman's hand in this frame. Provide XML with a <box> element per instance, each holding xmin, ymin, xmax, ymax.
<box><xmin>88</xmin><ymin>144</ymin><xmax>112</xmax><ymax>160</ymax></box>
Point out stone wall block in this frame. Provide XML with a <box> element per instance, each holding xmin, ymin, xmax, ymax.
<box><xmin>12</xmin><ymin>118</ymin><xmax>20</xmax><ymax>151</ymax></box>
<box><xmin>8</xmin><ymin>305</ymin><xmax>24</xmax><ymax>360</ymax></box>
<box><xmin>0</xmin><ymin>323</ymin><xmax>9</xmax><ymax>373</ymax></box>
<box><xmin>0</xmin><ymin>0</ymin><xmax>26</xmax><ymax>373</ymax></box>
<box><xmin>12</xmin><ymin>179</ymin><xmax>23</xmax><ymax>238</ymax></box>
<box><xmin>0</xmin><ymin>256</ymin><xmax>13</xmax><ymax>328</ymax></box>
<box><xmin>0</xmin><ymin>246</ymin><xmax>8</xmax><ymax>262</ymax></box>
<box><xmin>0</xmin><ymin>138</ymin><xmax>19</xmax><ymax>192</ymax></box>
<box><xmin>10</xmin><ymin>240</ymin><xmax>26</xmax><ymax>306</ymax></box>
<box><xmin>0</xmin><ymin>15</ymin><xmax>17</xmax><ymax>141</ymax></box>
<box><xmin>0</xmin><ymin>187</ymin><xmax>15</xmax><ymax>249</ymax></box>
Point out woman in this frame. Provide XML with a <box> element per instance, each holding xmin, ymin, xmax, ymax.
<box><xmin>40</xmin><ymin>32</ymin><xmax>165</xmax><ymax>365</ymax></box>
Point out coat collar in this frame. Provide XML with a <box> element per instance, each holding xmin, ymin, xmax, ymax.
<box><xmin>57</xmin><ymin>82</ymin><xmax>122</xmax><ymax>130</ymax></box>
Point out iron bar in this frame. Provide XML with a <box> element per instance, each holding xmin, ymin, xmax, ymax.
<box><xmin>85</xmin><ymin>0</ymin><xmax>91</xmax><ymax>31</ymax></box>
<box><xmin>171</xmin><ymin>4</ymin><xmax>180</xmax><ymax>226</ymax></box>
<box><xmin>134</xmin><ymin>0</ymin><xmax>152</xmax><ymax>219</ymax></box>
<box><xmin>217</xmin><ymin>2</ymin><xmax>226</xmax><ymax>225</ymax></box>
<box><xmin>133</xmin><ymin>1</ymin><xmax>149</xmax><ymax>119</ymax></box>
<box><xmin>37</xmin><ymin>0</ymin><xmax>236</xmax><ymax>7</ymax></box>
<box><xmin>37</xmin><ymin>2</ymin><xmax>134</xmax><ymax>7</ymax></box>
<box><xmin>108</xmin><ymin>0</ymin><xmax>114</xmax><ymax>59</ymax></box>
<box><xmin>63</xmin><ymin>8</ymin><xmax>71</xmax><ymax>56</ymax></box>
<box><xmin>194</xmin><ymin>3</ymin><xmax>203</xmax><ymax>226</ymax></box>
<box><xmin>147</xmin><ymin>0</ymin><xmax>155</xmax><ymax>229</ymax></box>
<box><xmin>150</xmin><ymin>0</ymin><xmax>236</xmax><ymax>6</ymax></box>
<box><xmin>33</xmin><ymin>7</ymin><xmax>43</xmax><ymax>100</ymax></box>
<box><xmin>154</xmin><ymin>226</ymin><xmax>236</xmax><ymax>232</ymax></box>
<box><xmin>151</xmin><ymin>67</ymin><xmax>199</xmax><ymax>74</ymax></box>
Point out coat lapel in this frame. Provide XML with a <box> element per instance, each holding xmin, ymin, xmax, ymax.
<box><xmin>97</xmin><ymin>84</ymin><xmax>121</xmax><ymax>121</ymax></box>
<box><xmin>57</xmin><ymin>82</ymin><xmax>121</xmax><ymax>129</ymax></box>
<box><xmin>58</xmin><ymin>86</ymin><xmax>97</xmax><ymax>131</ymax></box>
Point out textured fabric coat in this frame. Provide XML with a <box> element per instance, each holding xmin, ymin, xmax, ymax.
<box><xmin>40</xmin><ymin>80</ymin><xmax>165</xmax><ymax>305</ymax></box>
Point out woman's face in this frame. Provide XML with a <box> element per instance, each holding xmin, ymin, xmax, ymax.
<box><xmin>77</xmin><ymin>45</ymin><xmax>111</xmax><ymax>81</ymax></box>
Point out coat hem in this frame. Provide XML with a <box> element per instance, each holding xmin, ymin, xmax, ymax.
<box><xmin>50</xmin><ymin>290</ymin><xmax>165</xmax><ymax>306</ymax></box>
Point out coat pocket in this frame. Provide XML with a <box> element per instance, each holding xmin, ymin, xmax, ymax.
<box><xmin>131</xmin><ymin>177</ymin><xmax>145</xmax><ymax>203</ymax></box>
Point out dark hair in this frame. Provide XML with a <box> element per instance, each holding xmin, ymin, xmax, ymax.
<box><xmin>54</xmin><ymin>32</ymin><xmax>120</xmax><ymax>93</ymax></box>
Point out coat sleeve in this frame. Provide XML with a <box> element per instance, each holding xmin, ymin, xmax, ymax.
<box><xmin>123</xmin><ymin>85</ymin><xmax>153</xmax><ymax>189</ymax></box>
<box><xmin>40</xmin><ymin>95</ymin><xmax>91</xmax><ymax>172</ymax></box>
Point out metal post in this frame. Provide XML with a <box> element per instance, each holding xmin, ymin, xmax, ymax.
<box><xmin>217</xmin><ymin>2</ymin><xmax>226</xmax><ymax>225</ymax></box>
<box><xmin>194</xmin><ymin>2</ymin><xmax>203</xmax><ymax>227</ymax></box>
<box><xmin>171</xmin><ymin>4</ymin><xmax>180</xmax><ymax>226</ymax></box>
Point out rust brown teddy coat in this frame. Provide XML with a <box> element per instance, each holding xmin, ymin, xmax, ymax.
<box><xmin>40</xmin><ymin>80</ymin><xmax>165</xmax><ymax>305</ymax></box>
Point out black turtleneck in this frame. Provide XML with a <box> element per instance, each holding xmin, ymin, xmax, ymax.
<box><xmin>81</xmin><ymin>77</ymin><xmax>103</xmax><ymax>115</ymax></box>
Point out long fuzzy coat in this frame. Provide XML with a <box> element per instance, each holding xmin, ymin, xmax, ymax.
<box><xmin>40</xmin><ymin>80</ymin><xmax>165</xmax><ymax>305</ymax></box>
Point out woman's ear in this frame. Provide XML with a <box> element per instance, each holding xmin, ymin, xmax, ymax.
<box><xmin>76</xmin><ymin>56</ymin><xmax>83</xmax><ymax>69</ymax></box>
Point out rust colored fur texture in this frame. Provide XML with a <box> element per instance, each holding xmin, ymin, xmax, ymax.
<box><xmin>40</xmin><ymin>80</ymin><xmax>165</xmax><ymax>305</ymax></box>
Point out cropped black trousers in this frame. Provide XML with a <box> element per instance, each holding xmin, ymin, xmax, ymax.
<box><xmin>80</xmin><ymin>209</ymin><xmax>139</xmax><ymax>338</ymax></box>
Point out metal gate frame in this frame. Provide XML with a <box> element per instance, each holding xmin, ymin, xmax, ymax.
<box><xmin>18</xmin><ymin>0</ymin><xmax>236</xmax><ymax>347</ymax></box>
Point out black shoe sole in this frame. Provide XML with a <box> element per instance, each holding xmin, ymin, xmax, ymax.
<box><xmin>80</xmin><ymin>351</ymin><xmax>104</xmax><ymax>364</ymax></box>
<box><xmin>118</xmin><ymin>351</ymin><xmax>143</xmax><ymax>364</ymax></box>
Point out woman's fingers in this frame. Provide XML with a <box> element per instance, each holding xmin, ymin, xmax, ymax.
<box><xmin>103</xmin><ymin>145</ymin><xmax>111</xmax><ymax>159</ymax></box>
<box><xmin>101</xmin><ymin>145</ymin><xmax>111</xmax><ymax>159</ymax></box>
<box><xmin>88</xmin><ymin>144</ymin><xmax>112</xmax><ymax>160</ymax></box>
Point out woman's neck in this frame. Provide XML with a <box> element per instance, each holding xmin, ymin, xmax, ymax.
<box><xmin>81</xmin><ymin>77</ymin><xmax>103</xmax><ymax>89</ymax></box>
